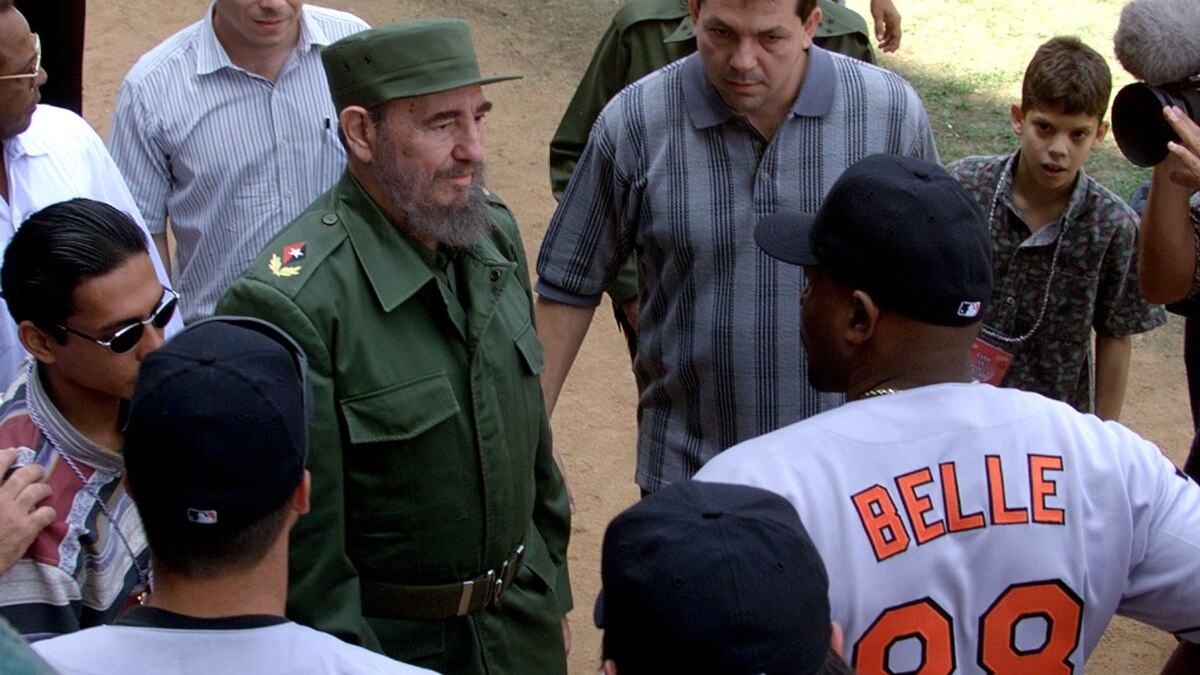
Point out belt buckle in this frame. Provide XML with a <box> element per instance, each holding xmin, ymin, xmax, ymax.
<box><xmin>457</xmin><ymin>570</ymin><xmax>495</xmax><ymax>616</ymax></box>
<box><xmin>504</xmin><ymin>544</ymin><xmax>525</xmax><ymax>586</ymax></box>
<box><xmin>492</xmin><ymin>544</ymin><xmax>526</xmax><ymax>604</ymax></box>
<box><xmin>457</xmin><ymin>543</ymin><xmax>528</xmax><ymax>616</ymax></box>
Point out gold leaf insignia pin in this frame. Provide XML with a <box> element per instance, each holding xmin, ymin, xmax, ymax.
<box><xmin>269</xmin><ymin>254</ymin><xmax>301</xmax><ymax>277</ymax></box>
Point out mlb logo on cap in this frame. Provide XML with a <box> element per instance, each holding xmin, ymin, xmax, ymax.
<box><xmin>957</xmin><ymin>301</ymin><xmax>982</xmax><ymax>318</ymax></box>
<box><xmin>187</xmin><ymin>509</ymin><xmax>219</xmax><ymax>525</ymax></box>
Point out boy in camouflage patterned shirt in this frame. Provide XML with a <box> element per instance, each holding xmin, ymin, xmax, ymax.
<box><xmin>947</xmin><ymin>36</ymin><xmax>1163</xmax><ymax>420</ymax></box>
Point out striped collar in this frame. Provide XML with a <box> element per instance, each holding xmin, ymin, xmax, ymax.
<box><xmin>25</xmin><ymin>362</ymin><xmax>125</xmax><ymax>475</ymax></box>
<box><xmin>196</xmin><ymin>3</ymin><xmax>329</xmax><ymax>77</ymax></box>
<box><xmin>683</xmin><ymin>45</ymin><xmax>837</xmax><ymax>130</ymax></box>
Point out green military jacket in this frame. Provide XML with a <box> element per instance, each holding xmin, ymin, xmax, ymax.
<box><xmin>217</xmin><ymin>172</ymin><xmax>571</xmax><ymax>674</ymax></box>
<box><xmin>549</xmin><ymin>0</ymin><xmax>876</xmax><ymax>302</ymax></box>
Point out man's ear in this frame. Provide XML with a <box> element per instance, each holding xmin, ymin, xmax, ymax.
<box><xmin>339</xmin><ymin>106</ymin><xmax>375</xmax><ymax>164</ymax></box>
<box><xmin>1010</xmin><ymin>104</ymin><xmax>1025</xmax><ymax>136</ymax></box>
<box><xmin>1093</xmin><ymin>119</ymin><xmax>1110</xmax><ymax>148</ymax></box>
<box><xmin>18</xmin><ymin>321</ymin><xmax>58</xmax><ymax>365</ymax></box>
<box><xmin>601</xmin><ymin>659</ymin><xmax>618</xmax><ymax>675</ymax></box>
<box><xmin>292</xmin><ymin>469</ymin><xmax>312</xmax><ymax>516</ymax></box>
<box><xmin>831</xmin><ymin>620</ymin><xmax>845</xmax><ymax>658</ymax></box>
<box><xmin>688</xmin><ymin>0</ymin><xmax>700</xmax><ymax>23</ymax></box>
<box><xmin>801</xmin><ymin>6</ymin><xmax>823</xmax><ymax>47</ymax></box>
<box><xmin>845</xmin><ymin>290</ymin><xmax>879</xmax><ymax>345</ymax></box>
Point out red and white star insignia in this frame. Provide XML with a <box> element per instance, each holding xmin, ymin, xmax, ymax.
<box><xmin>282</xmin><ymin>241</ymin><xmax>307</xmax><ymax>265</ymax></box>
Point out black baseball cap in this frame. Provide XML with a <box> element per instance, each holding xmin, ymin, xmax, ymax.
<box><xmin>595</xmin><ymin>481</ymin><xmax>832</xmax><ymax>675</ymax></box>
<box><xmin>123</xmin><ymin>317</ymin><xmax>311</xmax><ymax>532</ymax></box>
<box><xmin>756</xmin><ymin>153</ymin><xmax>992</xmax><ymax>326</ymax></box>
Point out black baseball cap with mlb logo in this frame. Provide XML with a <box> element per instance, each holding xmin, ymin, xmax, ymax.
<box><xmin>123</xmin><ymin>316</ymin><xmax>312</xmax><ymax>533</ymax></box>
<box><xmin>756</xmin><ymin>153</ymin><xmax>992</xmax><ymax>327</ymax></box>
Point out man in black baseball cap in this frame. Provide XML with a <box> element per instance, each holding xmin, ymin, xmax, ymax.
<box><xmin>696</xmin><ymin>154</ymin><xmax>1200</xmax><ymax>672</ymax></box>
<box><xmin>596</xmin><ymin>480</ymin><xmax>850</xmax><ymax>675</ymax></box>
<box><xmin>31</xmin><ymin>318</ymin><xmax>431</xmax><ymax>674</ymax></box>
<box><xmin>753</xmin><ymin>152</ymin><xmax>992</xmax><ymax>398</ymax></box>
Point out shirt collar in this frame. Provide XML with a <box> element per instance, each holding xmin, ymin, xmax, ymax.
<box><xmin>683</xmin><ymin>46</ymin><xmax>836</xmax><ymax>130</ymax></box>
<box><xmin>6</xmin><ymin>106</ymin><xmax>48</xmax><ymax>160</ymax></box>
<box><xmin>117</xmin><ymin>606</ymin><xmax>289</xmax><ymax>630</ymax></box>
<box><xmin>196</xmin><ymin>3</ymin><xmax>322</xmax><ymax>76</ymax></box>
<box><xmin>26</xmin><ymin>362</ymin><xmax>125</xmax><ymax>473</ymax></box>
<box><xmin>333</xmin><ymin>172</ymin><xmax>509</xmax><ymax>313</ymax></box>
<box><xmin>665</xmin><ymin>16</ymin><xmax>694</xmax><ymax>43</ymax></box>
<box><xmin>1000</xmin><ymin>151</ymin><xmax>1093</xmax><ymax>230</ymax></box>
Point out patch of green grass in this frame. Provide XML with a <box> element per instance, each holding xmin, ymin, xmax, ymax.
<box><xmin>845</xmin><ymin>0</ymin><xmax>1150</xmax><ymax>199</ymax></box>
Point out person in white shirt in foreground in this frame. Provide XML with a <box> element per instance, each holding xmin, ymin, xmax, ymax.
<box><xmin>32</xmin><ymin>317</ymin><xmax>430</xmax><ymax>674</ymax></box>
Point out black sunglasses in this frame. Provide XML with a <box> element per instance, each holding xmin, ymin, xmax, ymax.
<box><xmin>57</xmin><ymin>288</ymin><xmax>179</xmax><ymax>354</ymax></box>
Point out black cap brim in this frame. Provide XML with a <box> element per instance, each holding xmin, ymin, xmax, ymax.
<box><xmin>594</xmin><ymin>588</ymin><xmax>606</xmax><ymax>628</ymax></box>
<box><xmin>755</xmin><ymin>212</ymin><xmax>820</xmax><ymax>266</ymax></box>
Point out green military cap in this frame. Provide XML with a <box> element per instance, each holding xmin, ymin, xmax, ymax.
<box><xmin>321</xmin><ymin>18</ymin><xmax>521</xmax><ymax>111</ymax></box>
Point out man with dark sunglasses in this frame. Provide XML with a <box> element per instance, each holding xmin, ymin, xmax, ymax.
<box><xmin>0</xmin><ymin>198</ymin><xmax>172</xmax><ymax>639</ymax></box>
<box><xmin>0</xmin><ymin>0</ymin><xmax>178</xmax><ymax>387</ymax></box>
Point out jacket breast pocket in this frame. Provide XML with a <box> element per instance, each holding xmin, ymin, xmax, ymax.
<box><xmin>513</xmin><ymin>322</ymin><xmax>545</xmax><ymax>376</ymax></box>
<box><xmin>338</xmin><ymin>372</ymin><xmax>468</xmax><ymax>530</ymax></box>
<box><xmin>340</xmin><ymin>372</ymin><xmax>461</xmax><ymax>443</ymax></box>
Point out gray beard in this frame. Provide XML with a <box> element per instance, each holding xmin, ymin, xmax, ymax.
<box><xmin>372</xmin><ymin>152</ymin><xmax>491</xmax><ymax>250</ymax></box>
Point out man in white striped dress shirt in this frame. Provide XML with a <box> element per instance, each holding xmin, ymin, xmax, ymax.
<box><xmin>108</xmin><ymin>1</ymin><xmax>368</xmax><ymax>323</ymax></box>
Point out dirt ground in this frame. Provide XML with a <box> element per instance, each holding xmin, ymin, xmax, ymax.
<box><xmin>84</xmin><ymin>1</ymin><xmax>1193</xmax><ymax>672</ymax></box>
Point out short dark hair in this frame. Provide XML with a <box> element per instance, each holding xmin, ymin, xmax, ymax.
<box><xmin>1</xmin><ymin>198</ymin><xmax>147</xmax><ymax>340</ymax></box>
<box><xmin>141</xmin><ymin>500</ymin><xmax>292</xmax><ymax>579</ymax></box>
<box><xmin>1021</xmin><ymin>36</ymin><xmax>1112</xmax><ymax>119</ymax></box>
<box><xmin>694</xmin><ymin>0</ymin><xmax>818</xmax><ymax>20</ymax></box>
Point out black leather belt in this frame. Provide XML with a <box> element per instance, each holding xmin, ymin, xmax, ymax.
<box><xmin>360</xmin><ymin>543</ymin><xmax>526</xmax><ymax>621</ymax></box>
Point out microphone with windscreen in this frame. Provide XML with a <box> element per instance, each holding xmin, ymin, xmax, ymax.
<box><xmin>1111</xmin><ymin>0</ymin><xmax>1200</xmax><ymax>166</ymax></box>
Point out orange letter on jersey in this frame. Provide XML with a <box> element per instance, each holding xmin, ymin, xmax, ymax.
<box><xmin>1030</xmin><ymin>455</ymin><xmax>1065</xmax><ymax>525</ymax></box>
<box><xmin>896</xmin><ymin>468</ymin><xmax>946</xmax><ymax>545</ymax></box>
<box><xmin>852</xmin><ymin>485</ymin><xmax>911</xmax><ymax>561</ymax></box>
<box><xmin>940</xmin><ymin>462</ymin><xmax>985</xmax><ymax>532</ymax></box>
<box><xmin>986</xmin><ymin>455</ymin><xmax>1029</xmax><ymax>525</ymax></box>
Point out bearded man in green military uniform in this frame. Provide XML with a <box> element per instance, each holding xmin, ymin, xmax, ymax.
<box><xmin>217</xmin><ymin>19</ymin><xmax>571</xmax><ymax>674</ymax></box>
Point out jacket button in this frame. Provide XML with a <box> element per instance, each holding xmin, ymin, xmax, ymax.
<box><xmin>321</xmin><ymin>213</ymin><xmax>338</xmax><ymax>226</ymax></box>
<box><xmin>490</xmin><ymin>269</ymin><xmax>502</xmax><ymax>282</ymax></box>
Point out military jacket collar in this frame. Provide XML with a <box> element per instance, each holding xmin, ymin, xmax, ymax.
<box><xmin>331</xmin><ymin>173</ymin><xmax>517</xmax><ymax>340</ymax></box>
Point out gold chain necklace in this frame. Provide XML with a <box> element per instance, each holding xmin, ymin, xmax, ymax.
<box><xmin>858</xmin><ymin>388</ymin><xmax>899</xmax><ymax>399</ymax></box>
<box><xmin>26</xmin><ymin>393</ymin><xmax>151</xmax><ymax>604</ymax></box>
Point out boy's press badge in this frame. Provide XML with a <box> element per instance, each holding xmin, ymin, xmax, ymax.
<box><xmin>970</xmin><ymin>338</ymin><xmax>1014</xmax><ymax>385</ymax></box>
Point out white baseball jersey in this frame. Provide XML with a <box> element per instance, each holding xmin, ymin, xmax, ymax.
<box><xmin>32</xmin><ymin>608</ymin><xmax>434</xmax><ymax>674</ymax></box>
<box><xmin>696</xmin><ymin>383</ymin><xmax>1200</xmax><ymax>675</ymax></box>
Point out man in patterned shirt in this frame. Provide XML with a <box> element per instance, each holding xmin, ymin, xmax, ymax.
<box><xmin>0</xmin><ymin>199</ymin><xmax>173</xmax><ymax>638</ymax></box>
<box><xmin>535</xmin><ymin>0</ymin><xmax>937</xmax><ymax>494</ymax></box>
<box><xmin>948</xmin><ymin>37</ymin><xmax>1163</xmax><ymax>419</ymax></box>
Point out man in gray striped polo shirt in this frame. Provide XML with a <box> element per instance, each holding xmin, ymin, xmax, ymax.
<box><xmin>108</xmin><ymin>1</ymin><xmax>368</xmax><ymax>323</ymax></box>
<box><xmin>535</xmin><ymin>0</ymin><xmax>938</xmax><ymax>494</ymax></box>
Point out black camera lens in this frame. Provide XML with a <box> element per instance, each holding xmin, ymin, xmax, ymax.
<box><xmin>1112</xmin><ymin>80</ymin><xmax>1200</xmax><ymax>167</ymax></box>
